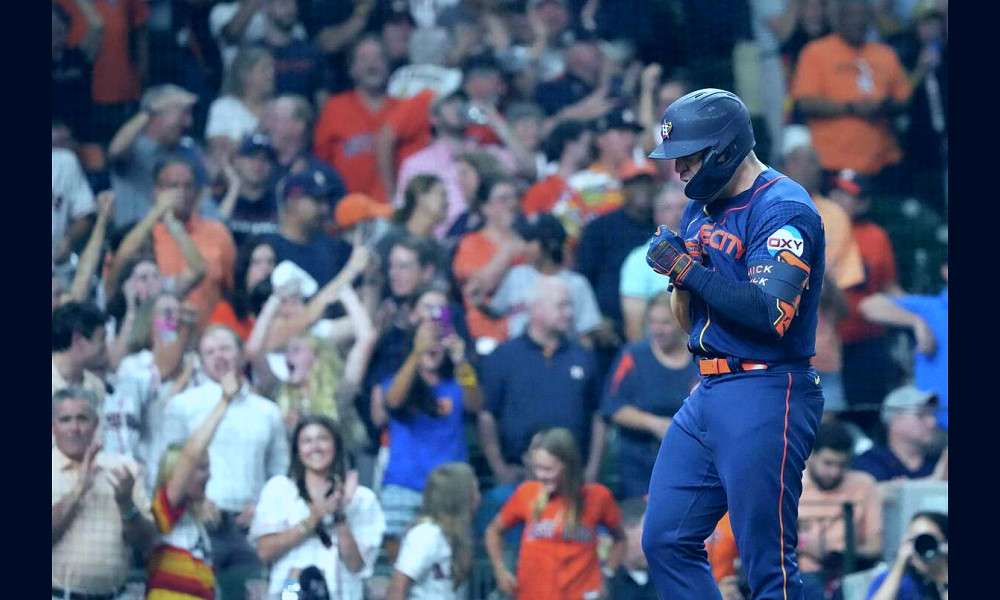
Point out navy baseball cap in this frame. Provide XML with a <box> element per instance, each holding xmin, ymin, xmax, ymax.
<box><xmin>281</xmin><ymin>167</ymin><xmax>338</xmax><ymax>205</ymax></box>
<box><xmin>236</xmin><ymin>133</ymin><xmax>276</xmax><ymax>160</ymax></box>
<box><xmin>595</xmin><ymin>106</ymin><xmax>644</xmax><ymax>134</ymax></box>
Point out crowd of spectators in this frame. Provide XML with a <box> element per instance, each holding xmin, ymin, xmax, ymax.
<box><xmin>53</xmin><ymin>1</ymin><xmax>948</xmax><ymax>599</ymax></box>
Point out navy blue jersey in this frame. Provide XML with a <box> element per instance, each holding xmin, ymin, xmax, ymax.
<box><xmin>679</xmin><ymin>168</ymin><xmax>825</xmax><ymax>362</ymax></box>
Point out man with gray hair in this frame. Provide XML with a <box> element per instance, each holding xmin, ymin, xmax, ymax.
<box><xmin>52</xmin><ymin>387</ymin><xmax>156</xmax><ymax>600</ymax></box>
<box><xmin>108</xmin><ymin>84</ymin><xmax>214</xmax><ymax>227</ymax></box>
<box><xmin>264</xmin><ymin>94</ymin><xmax>349</xmax><ymax>192</ymax></box>
<box><xmin>478</xmin><ymin>275</ymin><xmax>607</xmax><ymax>525</ymax></box>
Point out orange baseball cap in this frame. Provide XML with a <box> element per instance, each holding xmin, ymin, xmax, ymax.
<box><xmin>335</xmin><ymin>193</ymin><xmax>394</xmax><ymax>228</ymax></box>
<box><xmin>618</xmin><ymin>159</ymin><xmax>658</xmax><ymax>182</ymax></box>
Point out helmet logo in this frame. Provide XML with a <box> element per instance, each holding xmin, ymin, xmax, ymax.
<box><xmin>661</xmin><ymin>120</ymin><xmax>672</xmax><ymax>141</ymax></box>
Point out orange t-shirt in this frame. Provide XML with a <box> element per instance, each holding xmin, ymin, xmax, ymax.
<box><xmin>798</xmin><ymin>470</ymin><xmax>882</xmax><ymax>573</ymax></box>
<box><xmin>153</xmin><ymin>217</ymin><xmax>237</xmax><ymax>330</ymax></box>
<box><xmin>208</xmin><ymin>300</ymin><xmax>255</xmax><ymax>342</ymax></box>
<box><xmin>385</xmin><ymin>89</ymin><xmax>434</xmax><ymax>169</ymax></box>
<box><xmin>790</xmin><ymin>34</ymin><xmax>911</xmax><ymax>174</ymax></box>
<box><xmin>57</xmin><ymin>0</ymin><xmax>149</xmax><ymax>104</ymax></box>
<box><xmin>705</xmin><ymin>513</ymin><xmax>739</xmax><ymax>584</ymax></box>
<box><xmin>499</xmin><ymin>481</ymin><xmax>622</xmax><ymax>600</ymax></box>
<box><xmin>313</xmin><ymin>90</ymin><xmax>401</xmax><ymax>204</ymax></box>
<box><xmin>838</xmin><ymin>222</ymin><xmax>898</xmax><ymax>344</ymax></box>
<box><xmin>452</xmin><ymin>231</ymin><xmax>524</xmax><ymax>342</ymax></box>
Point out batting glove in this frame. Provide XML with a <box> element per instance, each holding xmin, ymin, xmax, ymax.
<box><xmin>647</xmin><ymin>225</ymin><xmax>697</xmax><ymax>289</ymax></box>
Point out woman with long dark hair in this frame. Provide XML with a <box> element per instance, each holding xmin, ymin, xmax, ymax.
<box><xmin>386</xmin><ymin>462</ymin><xmax>480</xmax><ymax>600</ymax></box>
<box><xmin>485</xmin><ymin>427</ymin><xmax>626</xmax><ymax>600</ymax></box>
<box><xmin>249</xmin><ymin>416</ymin><xmax>385</xmax><ymax>599</ymax></box>
<box><xmin>208</xmin><ymin>236</ymin><xmax>277</xmax><ymax>341</ymax></box>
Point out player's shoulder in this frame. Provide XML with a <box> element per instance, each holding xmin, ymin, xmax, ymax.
<box><xmin>751</xmin><ymin>170</ymin><xmax>822</xmax><ymax>223</ymax></box>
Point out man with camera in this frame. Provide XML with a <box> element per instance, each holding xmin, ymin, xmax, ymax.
<box><xmin>866</xmin><ymin>511</ymin><xmax>948</xmax><ymax>600</ymax></box>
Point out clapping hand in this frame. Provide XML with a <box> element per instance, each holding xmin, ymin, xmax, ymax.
<box><xmin>107</xmin><ymin>464</ymin><xmax>136</xmax><ymax>510</ymax></box>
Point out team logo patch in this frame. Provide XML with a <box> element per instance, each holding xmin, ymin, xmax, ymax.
<box><xmin>661</xmin><ymin>120</ymin><xmax>673</xmax><ymax>140</ymax></box>
<box><xmin>767</xmin><ymin>225</ymin><xmax>805</xmax><ymax>257</ymax></box>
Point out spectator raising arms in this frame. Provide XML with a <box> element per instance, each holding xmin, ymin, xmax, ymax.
<box><xmin>485</xmin><ymin>428</ymin><xmax>625</xmax><ymax>600</ymax></box>
<box><xmin>145</xmin><ymin>371</ymin><xmax>241</xmax><ymax>600</ymax></box>
<box><xmin>372</xmin><ymin>317</ymin><xmax>483</xmax><ymax>553</ymax></box>
<box><xmin>387</xmin><ymin>463</ymin><xmax>481</xmax><ymax>600</ymax></box>
<box><xmin>250</xmin><ymin>416</ymin><xmax>386</xmax><ymax>599</ymax></box>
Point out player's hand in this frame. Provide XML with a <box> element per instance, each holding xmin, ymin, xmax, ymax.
<box><xmin>647</xmin><ymin>225</ymin><xmax>696</xmax><ymax>288</ymax></box>
<box><xmin>495</xmin><ymin>566</ymin><xmax>518</xmax><ymax>596</ymax></box>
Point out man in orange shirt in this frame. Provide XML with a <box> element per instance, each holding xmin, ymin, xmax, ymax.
<box><xmin>56</xmin><ymin>0</ymin><xmax>150</xmax><ymax>143</ymax></box>
<box><xmin>797</xmin><ymin>421</ymin><xmax>882</xmax><ymax>600</ymax></box>
<box><xmin>791</xmin><ymin>0</ymin><xmax>910</xmax><ymax>189</ymax></box>
<box><xmin>313</xmin><ymin>35</ymin><xmax>398</xmax><ymax>203</ymax></box>
<box><xmin>152</xmin><ymin>159</ymin><xmax>237</xmax><ymax>331</ymax></box>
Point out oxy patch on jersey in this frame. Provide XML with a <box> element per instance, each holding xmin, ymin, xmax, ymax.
<box><xmin>766</xmin><ymin>225</ymin><xmax>804</xmax><ymax>257</ymax></box>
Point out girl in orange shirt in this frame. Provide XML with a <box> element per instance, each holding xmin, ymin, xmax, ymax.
<box><xmin>485</xmin><ymin>428</ymin><xmax>625</xmax><ymax>600</ymax></box>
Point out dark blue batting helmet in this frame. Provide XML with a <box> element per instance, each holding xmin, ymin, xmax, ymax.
<box><xmin>648</xmin><ymin>88</ymin><xmax>756</xmax><ymax>204</ymax></box>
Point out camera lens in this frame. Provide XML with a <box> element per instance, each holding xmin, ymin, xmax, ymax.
<box><xmin>913</xmin><ymin>533</ymin><xmax>939</xmax><ymax>560</ymax></box>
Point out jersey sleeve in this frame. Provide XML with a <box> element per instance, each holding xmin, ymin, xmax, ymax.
<box><xmin>601</xmin><ymin>349</ymin><xmax>637</xmax><ymax>419</ymax></box>
<box><xmin>394</xmin><ymin>521</ymin><xmax>440</xmax><ymax>582</ymax></box>
<box><xmin>498</xmin><ymin>481</ymin><xmax>538</xmax><ymax>529</ymax></box>
<box><xmin>151</xmin><ymin>485</ymin><xmax>187</xmax><ymax>534</ymax></box>
<box><xmin>248</xmin><ymin>476</ymin><xmax>298</xmax><ymax>542</ymax></box>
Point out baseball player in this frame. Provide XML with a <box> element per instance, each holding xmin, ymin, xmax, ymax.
<box><xmin>639</xmin><ymin>89</ymin><xmax>826</xmax><ymax>600</ymax></box>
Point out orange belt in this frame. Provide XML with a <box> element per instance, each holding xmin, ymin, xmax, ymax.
<box><xmin>698</xmin><ymin>358</ymin><xmax>769</xmax><ymax>376</ymax></box>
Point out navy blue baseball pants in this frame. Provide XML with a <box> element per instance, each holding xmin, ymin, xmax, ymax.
<box><xmin>641</xmin><ymin>365</ymin><xmax>824</xmax><ymax>600</ymax></box>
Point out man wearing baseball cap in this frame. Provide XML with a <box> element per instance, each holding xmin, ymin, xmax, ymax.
<box><xmin>109</xmin><ymin>84</ymin><xmax>210</xmax><ymax>227</ymax></box>
<box><xmin>260</xmin><ymin>167</ymin><xmax>353</xmax><ymax>286</ymax></box>
<box><xmin>222</xmin><ymin>133</ymin><xmax>281</xmax><ymax>245</ymax></box>
<box><xmin>852</xmin><ymin>385</ymin><xmax>946</xmax><ymax>486</ymax></box>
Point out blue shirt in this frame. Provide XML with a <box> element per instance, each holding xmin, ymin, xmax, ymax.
<box><xmin>894</xmin><ymin>288</ymin><xmax>948</xmax><ymax>428</ymax></box>
<box><xmin>866</xmin><ymin>570</ymin><xmax>941</xmax><ymax>600</ymax></box>
<box><xmin>679</xmin><ymin>168</ymin><xmax>826</xmax><ymax>362</ymax></box>
<box><xmin>852</xmin><ymin>445</ymin><xmax>941</xmax><ymax>482</ymax></box>
<box><xmin>601</xmin><ymin>340</ymin><xmax>699</xmax><ymax>447</ymax></box>
<box><xmin>260</xmin><ymin>232</ymin><xmax>352</xmax><ymax>287</ymax></box>
<box><xmin>482</xmin><ymin>334</ymin><xmax>602</xmax><ymax>463</ymax></box>
<box><xmin>381</xmin><ymin>378</ymin><xmax>467</xmax><ymax>492</ymax></box>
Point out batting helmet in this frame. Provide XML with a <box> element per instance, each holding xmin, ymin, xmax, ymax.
<box><xmin>649</xmin><ymin>88</ymin><xmax>756</xmax><ymax>204</ymax></box>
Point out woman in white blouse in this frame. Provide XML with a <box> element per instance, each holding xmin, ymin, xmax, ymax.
<box><xmin>205</xmin><ymin>47</ymin><xmax>275</xmax><ymax>168</ymax></box>
<box><xmin>250</xmin><ymin>416</ymin><xmax>386</xmax><ymax>599</ymax></box>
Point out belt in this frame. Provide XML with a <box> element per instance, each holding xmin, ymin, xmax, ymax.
<box><xmin>51</xmin><ymin>586</ymin><xmax>125</xmax><ymax>600</ymax></box>
<box><xmin>698</xmin><ymin>357</ymin><xmax>769</xmax><ymax>376</ymax></box>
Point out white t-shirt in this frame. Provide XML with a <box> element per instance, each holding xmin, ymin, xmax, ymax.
<box><xmin>394</xmin><ymin>520</ymin><xmax>465</xmax><ymax>600</ymax></box>
<box><xmin>205</xmin><ymin>95</ymin><xmax>260</xmax><ymax>143</ymax></box>
<box><xmin>52</xmin><ymin>148</ymin><xmax>95</xmax><ymax>260</ymax></box>
<box><xmin>249</xmin><ymin>476</ymin><xmax>386</xmax><ymax>598</ymax></box>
